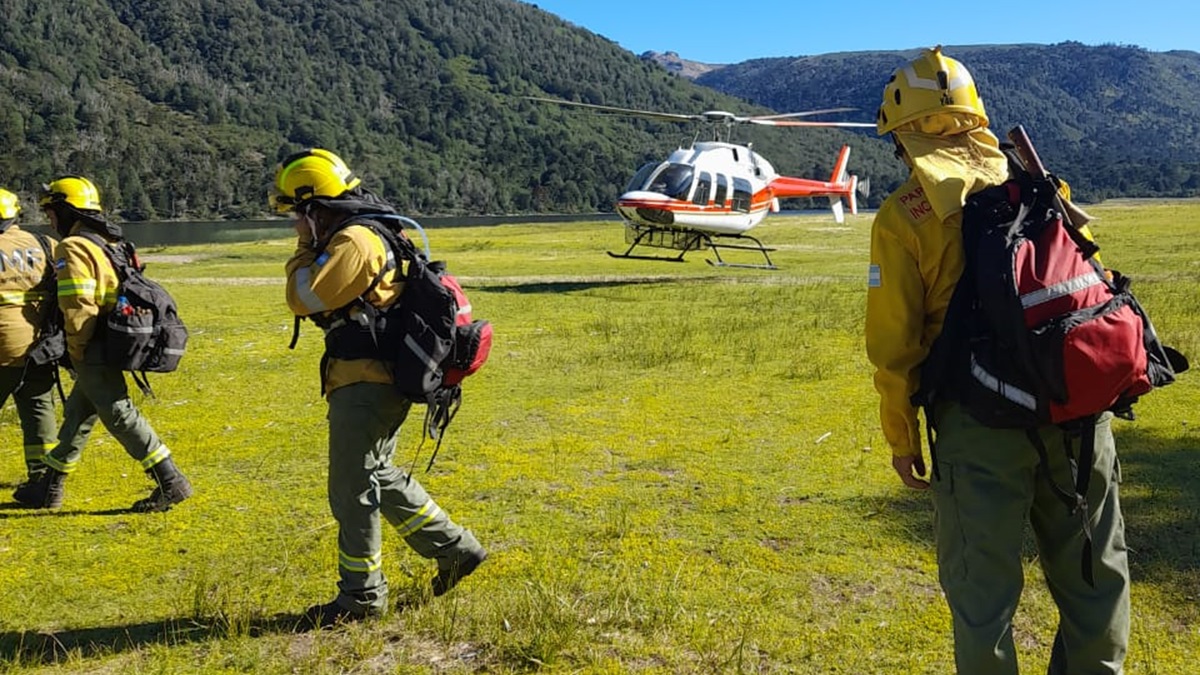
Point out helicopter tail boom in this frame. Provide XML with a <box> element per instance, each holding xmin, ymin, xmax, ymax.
<box><xmin>768</xmin><ymin>145</ymin><xmax>859</xmax><ymax>222</ymax></box>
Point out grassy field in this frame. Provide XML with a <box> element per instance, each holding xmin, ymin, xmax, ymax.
<box><xmin>0</xmin><ymin>202</ymin><xmax>1197</xmax><ymax>674</ymax></box>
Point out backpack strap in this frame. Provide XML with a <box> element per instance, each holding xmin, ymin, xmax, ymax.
<box><xmin>76</xmin><ymin>231</ymin><xmax>133</xmax><ymax>278</ymax></box>
<box><xmin>1026</xmin><ymin>419</ymin><xmax>1097</xmax><ymax>587</ymax></box>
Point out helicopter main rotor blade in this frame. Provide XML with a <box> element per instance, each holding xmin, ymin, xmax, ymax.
<box><xmin>747</xmin><ymin>119</ymin><xmax>877</xmax><ymax>128</ymax></box>
<box><xmin>746</xmin><ymin>107</ymin><xmax>859</xmax><ymax>121</ymax></box>
<box><xmin>523</xmin><ymin>96</ymin><xmax>702</xmax><ymax>123</ymax></box>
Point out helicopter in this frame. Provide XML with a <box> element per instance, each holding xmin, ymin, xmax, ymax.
<box><xmin>526</xmin><ymin>97</ymin><xmax>875</xmax><ymax>269</ymax></box>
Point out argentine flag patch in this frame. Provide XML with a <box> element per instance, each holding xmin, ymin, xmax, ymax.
<box><xmin>868</xmin><ymin>264</ymin><xmax>881</xmax><ymax>288</ymax></box>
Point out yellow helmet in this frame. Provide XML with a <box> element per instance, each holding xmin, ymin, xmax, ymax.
<box><xmin>39</xmin><ymin>176</ymin><xmax>104</xmax><ymax>212</ymax></box>
<box><xmin>0</xmin><ymin>189</ymin><xmax>19</xmax><ymax>220</ymax></box>
<box><xmin>270</xmin><ymin>148</ymin><xmax>362</xmax><ymax>213</ymax></box>
<box><xmin>876</xmin><ymin>46</ymin><xmax>988</xmax><ymax>135</ymax></box>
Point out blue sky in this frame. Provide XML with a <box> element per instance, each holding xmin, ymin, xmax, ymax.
<box><xmin>525</xmin><ymin>1</ymin><xmax>1198</xmax><ymax>64</ymax></box>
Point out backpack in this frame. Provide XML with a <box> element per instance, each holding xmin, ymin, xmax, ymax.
<box><xmin>914</xmin><ymin>127</ymin><xmax>1188</xmax><ymax>584</ymax></box>
<box><xmin>291</xmin><ymin>214</ymin><xmax>492</xmax><ymax>465</ymax></box>
<box><xmin>25</xmin><ymin>231</ymin><xmax>66</xmax><ymax>369</ymax></box>
<box><xmin>79</xmin><ymin>232</ymin><xmax>188</xmax><ymax>394</ymax></box>
<box><xmin>20</xmin><ymin>231</ymin><xmax>68</xmax><ymax>400</ymax></box>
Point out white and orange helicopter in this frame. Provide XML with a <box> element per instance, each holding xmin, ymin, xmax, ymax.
<box><xmin>527</xmin><ymin>97</ymin><xmax>875</xmax><ymax>268</ymax></box>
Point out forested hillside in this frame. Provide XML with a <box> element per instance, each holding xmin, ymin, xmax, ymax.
<box><xmin>695</xmin><ymin>43</ymin><xmax>1200</xmax><ymax>200</ymax></box>
<box><xmin>0</xmin><ymin>0</ymin><xmax>890</xmax><ymax>221</ymax></box>
<box><xmin>3</xmin><ymin>3</ymin><xmax>1196</xmax><ymax>221</ymax></box>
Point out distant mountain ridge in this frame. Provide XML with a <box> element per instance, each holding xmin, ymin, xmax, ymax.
<box><xmin>639</xmin><ymin>51</ymin><xmax>725</xmax><ymax>79</ymax></box>
<box><xmin>686</xmin><ymin>43</ymin><xmax>1200</xmax><ymax>200</ymax></box>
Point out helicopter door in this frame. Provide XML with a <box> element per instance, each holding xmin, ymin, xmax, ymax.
<box><xmin>692</xmin><ymin>172</ymin><xmax>712</xmax><ymax>206</ymax></box>
<box><xmin>714</xmin><ymin>175</ymin><xmax>728</xmax><ymax>208</ymax></box>
<box><xmin>731</xmin><ymin>177</ymin><xmax>752</xmax><ymax>213</ymax></box>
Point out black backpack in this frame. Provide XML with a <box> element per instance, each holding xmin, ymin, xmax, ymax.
<box><xmin>25</xmin><ymin>231</ymin><xmax>66</xmax><ymax>369</ymax></box>
<box><xmin>79</xmin><ymin>232</ymin><xmax>188</xmax><ymax>393</ymax></box>
<box><xmin>914</xmin><ymin>127</ymin><xmax>1187</xmax><ymax>584</ymax></box>
<box><xmin>290</xmin><ymin>215</ymin><xmax>492</xmax><ymax>465</ymax></box>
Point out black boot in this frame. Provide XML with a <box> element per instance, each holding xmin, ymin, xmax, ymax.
<box><xmin>131</xmin><ymin>457</ymin><xmax>193</xmax><ymax>512</ymax></box>
<box><xmin>432</xmin><ymin>548</ymin><xmax>488</xmax><ymax>597</ymax></box>
<box><xmin>300</xmin><ymin>600</ymin><xmax>380</xmax><ymax>630</ymax></box>
<box><xmin>12</xmin><ymin>468</ymin><xmax>66</xmax><ymax>509</ymax></box>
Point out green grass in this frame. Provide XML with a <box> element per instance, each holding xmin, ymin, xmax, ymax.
<box><xmin>0</xmin><ymin>204</ymin><xmax>1197</xmax><ymax>673</ymax></box>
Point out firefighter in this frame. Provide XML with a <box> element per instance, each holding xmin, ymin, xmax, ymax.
<box><xmin>866</xmin><ymin>48</ymin><xmax>1129</xmax><ymax>673</ymax></box>
<box><xmin>0</xmin><ymin>188</ymin><xmax>60</xmax><ymax>494</ymax></box>
<box><xmin>13</xmin><ymin>177</ymin><xmax>193</xmax><ymax>512</ymax></box>
<box><xmin>273</xmin><ymin>149</ymin><xmax>487</xmax><ymax>628</ymax></box>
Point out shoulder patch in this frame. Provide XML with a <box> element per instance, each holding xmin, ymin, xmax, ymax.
<box><xmin>868</xmin><ymin>264</ymin><xmax>881</xmax><ymax>288</ymax></box>
<box><xmin>897</xmin><ymin>185</ymin><xmax>934</xmax><ymax>223</ymax></box>
<box><xmin>55</xmin><ymin>258</ymin><xmax>67</xmax><ymax>270</ymax></box>
<box><xmin>315</xmin><ymin>252</ymin><xmax>330</xmax><ymax>266</ymax></box>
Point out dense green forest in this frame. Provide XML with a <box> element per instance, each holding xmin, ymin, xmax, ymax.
<box><xmin>0</xmin><ymin>0</ymin><xmax>892</xmax><ymax>221</ymax></box>
<box><xmin>694</xmin><ymin>44</ymin><xmax>1200</xmax><ymax>201</ymax></box>
<box><xmin>1</xmin><ymin>2</ymin><xmax>1196</xmax><ymax>221</ymax></box>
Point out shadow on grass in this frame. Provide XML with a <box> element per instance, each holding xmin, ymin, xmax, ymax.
<box><xmin>864</xmin><ymin>427</ymin><xmax>1200</xmax><ymax>593</ymax></box>
<box><xmin>481</xmin><ymin>277</ymin><xmax>688</xmax><ymax>294</ymax></box>
<box><xmin>0</xmin><ymin>504</ymin><xmax>141</xmax><ymax>518</ymax></box>
<box><xmin>0</xmin><ymin>613</ymin><xmax>311</xmax><ymax>666</ymax></box>
<box><xmin>1111</xmin><ymin>427</ymin><xmax>1200</xmax><ymax>585</ymax></box>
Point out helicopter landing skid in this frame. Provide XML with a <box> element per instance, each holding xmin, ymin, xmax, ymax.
<box><xmin>704</xmin><ymin>233</ymin><xmax>778</xmax><ymax>270</ymax></box>
<box><xmin>608</xmin><ymin>226</ymin><xmax>778</xmax><ymax>269</ymax></box>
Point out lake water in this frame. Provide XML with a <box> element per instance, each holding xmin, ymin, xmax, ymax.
<box><xmin>25</xmin><ymin>214</ymin><xmax>621</xmax><ymax>247</ymax></box>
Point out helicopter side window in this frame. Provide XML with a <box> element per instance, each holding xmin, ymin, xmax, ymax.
<box><xmin>647</xmin><ymin>163</ymin><xmax>695</xmax><ymax>200</ymax></box>
<box><xmin>692</xmin><ymin>172</ymin><xmax>712</xmax><ymax>206</ymax></box>
<box><xmin>731</xmin><ymin>177</ymin><xmax>752</xmax><ymax>213</ymax></box>
<box><xmin>626</xmin><ymin>162</ymin><xmax>664</xmax><ymax>192</ymax></box>
<box><xmin>714</xmin><ymin>175</ymin><xmax>728</xmax><ymax>207</ymax></box>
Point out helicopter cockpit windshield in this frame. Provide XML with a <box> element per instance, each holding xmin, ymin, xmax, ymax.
<box><xmin>630</xmin><ymin>163</ymin><xmax>695</xmax><ymax>200</ymax></box>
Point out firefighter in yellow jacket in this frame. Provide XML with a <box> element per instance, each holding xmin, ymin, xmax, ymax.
<box><xmin>866</xmin><ymin>48</ymin><xmax>1129</xmax><ymax>673</ymax></box>
<box><xmin>13</xmin><ymin>177</ymin><xmax>193</xmax><ymax>512</ymax></box>
<box><xmin>274</xmin><ymin>149</ymin><xmax>486</xmax><ymax>628</ymax></box>
<box><xmin>0</xmin><ymin>189</ymin><xmax>60</xmax><ymax>494</ymax></box>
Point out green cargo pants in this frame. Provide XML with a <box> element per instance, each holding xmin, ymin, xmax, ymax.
<box><xmin>326</xmin><ymin>382</ymin><xmax>483</xmax><ymax>615</ymax></box>
<box><xmin>0</xmin><ymin>363</ymin><xmax>58</xmax><ymax>479</ymax></box>
<box><xmin>42</xmin><ymin>344</ymin><xmax>170</xmax><ymax>474</ymax></box>
<box><xmin>932</xmin><ymin>402</ymin><xmax>1129</xmax><ymax>675</ymax></box>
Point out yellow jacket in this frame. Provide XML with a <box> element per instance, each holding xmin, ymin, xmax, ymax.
<box><xmin>0</xmin><ymin>226</ymin><xmax>57</xmax><ymax>366</ymax></box>
<box><xmin>286</xmin><ymin>222</ymin><xmax>406</xmax><ymax>395</ymax></box>
<box><xmin>56</xmin><ymin>226</ymin><xmax>121</xmax><ymax>364</ymax></box>
<box><xmin>865</xmin><ymin>175</ymin><xmax>970</xmax><ymax>458</ymax></box>
<box><xmin>866</xmin><ymin>171</ymin><xmax>1088</xmax><ymax>458</ymax></box>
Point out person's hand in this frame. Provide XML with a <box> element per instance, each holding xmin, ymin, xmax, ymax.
<box><xmin>892</xmin><ymin>453</ymin><xmax>929</xmax><ymax>490</ymax></box>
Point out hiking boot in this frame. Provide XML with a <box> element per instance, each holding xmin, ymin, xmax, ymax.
<box><xmin>432</xmin><ymin>548</ymin><xmax>488</xmax><ymax>597</ymax></box>
<box><xmin>301</xmin><ymin>600</ymin><xmax>380</xmax><ymax>630</ymax></box>
<box><xmin>12</xmin><ymin>468</ymin><xmax>66</xmax><ymax>509</ymax></box>
<box><xmin>131</xmin><ymin>457</ymin><xmax>193</xmax><ymax>513</ymax></box>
